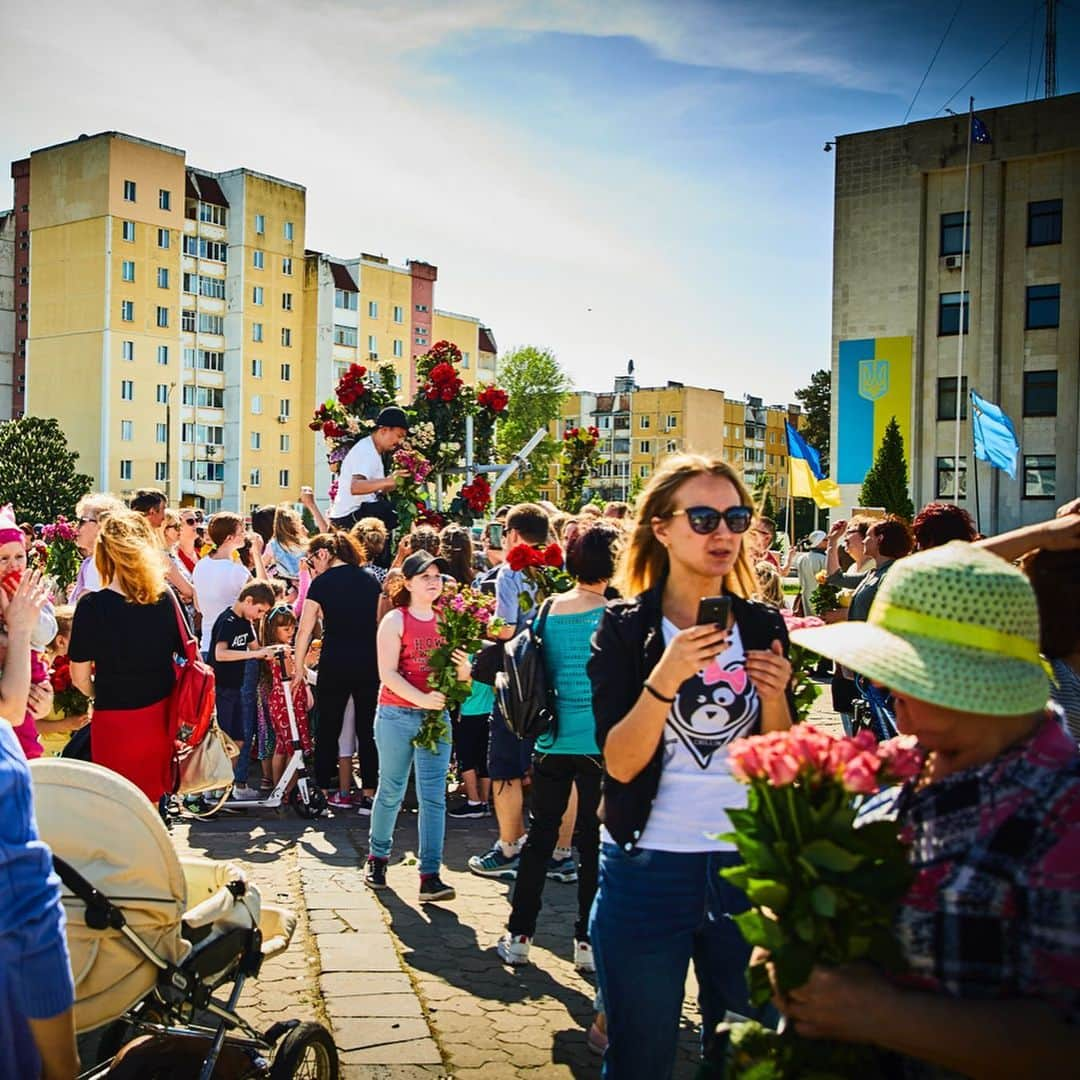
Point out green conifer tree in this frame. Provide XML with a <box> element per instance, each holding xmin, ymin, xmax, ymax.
<box><xmin>859</xmin><ymin>416</ymin><xmax>915</xmax><ymax>520</ymax></box>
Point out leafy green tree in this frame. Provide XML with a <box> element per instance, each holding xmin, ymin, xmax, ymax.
<box><xmin>794</xmin><ymin>369</ymin><xmax>831</xmax><ymax>472</ymax></box>
<box><xmin>859</xmin><ymin>416</ymin><xmax>915</xmax><ymax>520</ymax></box>
<box><xmin>495</xmin><ymin>347</ymin><xmax>571</xmax><ymax>503</ymax></box>
<box><xmin>0</xmin><ymin>417</ymin><xmax>94</xmax><ymax>524</ymax></box>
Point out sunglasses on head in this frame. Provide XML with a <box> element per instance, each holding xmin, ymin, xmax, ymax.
<box><xmin>667</xmin><ymin>505</ymin><xmax>753</xmax><ymax>535</ymax></box>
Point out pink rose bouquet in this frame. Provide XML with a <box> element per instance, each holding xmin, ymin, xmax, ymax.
<box><xmin>391</xmin><ymin>446</ymin><xmax>434</xmax><ymax>535</ymax></box>
<box><xmin>42</xmin><ymin>515</ymin><xmax>81</xmax><ymax>597</ymax></box>
<box><xmin>721</xmin><ymin>725</ymin><xmax>923</xmax><ymax>1078</ymax></box>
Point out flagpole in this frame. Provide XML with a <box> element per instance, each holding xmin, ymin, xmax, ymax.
<box><xmin>971</xmin><ymin>412</ymin><xmax>982</xmax><ymax>535</ymax></box>
<box><xmin>954</xmin><ymin>97</ymin><xmax>974</xmax><ymax>503</ymax></box>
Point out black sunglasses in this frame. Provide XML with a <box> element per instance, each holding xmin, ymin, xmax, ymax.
<box><xmin>667</xmin><ymin>505</ymin><xmax>753</xmax><ymax>535</ymax></box>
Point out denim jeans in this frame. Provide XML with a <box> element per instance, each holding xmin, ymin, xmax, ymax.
<box><xmin>368</xmin><ymin>704</ymin><xmax>451</xmax><ymax>876</ymax></box>
<box><xmin>589</xmin><ymin>844</ymin><xmax>772</xmax><ymax>1079</ymax></box>
<box><xmin>234</xmin><ymin>659</ymin><xmax>259</xmax><ymax>784</ymax></box>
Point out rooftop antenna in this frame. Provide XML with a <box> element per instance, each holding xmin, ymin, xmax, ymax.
<box><xmin>1045</xmin><ymin>0</ymin><xmax>1057</xmax><ymax>98</ymax></box>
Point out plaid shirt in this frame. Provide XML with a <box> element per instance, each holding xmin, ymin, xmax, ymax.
<box><xmin>894</xmin><ymin>711</ymin><xmax>1080</xmax><ymax>1024</ymax></box>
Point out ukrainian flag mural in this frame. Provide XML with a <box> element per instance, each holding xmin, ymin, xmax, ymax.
<box><xmin>836</xmin><ymin>337</ymin><xmax>913</xmax><ymax>485</ymax></box>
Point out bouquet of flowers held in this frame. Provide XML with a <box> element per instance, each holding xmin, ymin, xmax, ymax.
<box><xmin>49</xmin><ymin>655</ymin><xmax>92</xmax><ymax>719</ymax></box>
<box><xmin>720</xmin><ymin>725</ymin><xmax>923</xmax><ymax>1078</ymax></box>
<box><xmin>43</xmin><ymin>515</ymin><xmax>81</xmax><ymax>597</ymax></box>
<box><xmin>809</xmin><ymin>570</ymin><xmax>840</xmax><ymax>616</ymax></box>
<box><xmin>505</xmin><ymin>542</ymin><xmax>573</xmax><ymax>611</ymax></box>
<box><xmin>392</xmin><ymin>446</ymin><xmax>434</xmax><ymax>534</ymax></box>
<box><xmin>412</xmin><ymin>586</ymin><xmax>506</xmax><ymax>753</ymax></box>
<box><xmin>780</xmin><ymin>611</ymin><xmax>826</xmax><ymax>723</ymax></box>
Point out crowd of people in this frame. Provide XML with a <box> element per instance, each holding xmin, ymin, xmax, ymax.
<box><xmin>4</xmin><ymin>437</ymin><xmax>1080</xmax><ymax>1077</ymax></box>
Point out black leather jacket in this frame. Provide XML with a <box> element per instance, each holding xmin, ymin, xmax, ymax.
<box><xmin>587</xmin><ymin>583</ymin><xmax>795</xmax><ymax>852</ymax></box>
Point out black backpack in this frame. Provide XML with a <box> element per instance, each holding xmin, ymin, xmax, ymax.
<box><xmin>495</xmin><ymin>597</ymin><xmax>557</xmax><ymax>742</ymax></box>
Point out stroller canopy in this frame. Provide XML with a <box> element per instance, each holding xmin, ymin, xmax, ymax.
<box><xmin>30</xmin><ymin>758</ymin><xmax>190</xmax><ymax>1032</ymax></box>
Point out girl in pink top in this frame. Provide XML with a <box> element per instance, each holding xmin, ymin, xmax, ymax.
<box><xmin>365</xmin><ymin>550</ymin><xmax>471</xmax><ymax>903</ymax></box>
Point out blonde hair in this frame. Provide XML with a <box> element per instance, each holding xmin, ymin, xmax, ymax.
<box><xmin>350</xmin><ymin>517</ymin><xmax>387</xmax><ymax>559</ymax></box>
<box><xmin>273</xmin><ymin>503</ymin><xmax>308</xmax><ymax>552</ymax></box>
<box><xmin>75</xmin><ymin>491</ymin><xmax>124</xmax><ymax>524</ymax></box>
<box><xmin>614</xmin><ymin>453</ymin><xmax>757</xmax><ymax>599</ymax></box>
<box><xmin>753</xmin><ymin>561</ymin><xmax>784</xmax><ymax>607</ymax></box>
<box><xmin>94</xmin><ymin>510</ymin><xmax>169</xmax><ymax>605</ymax></box>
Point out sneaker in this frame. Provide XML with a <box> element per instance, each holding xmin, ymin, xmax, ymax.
<box><xmin>182</xmin><ymin>793</ymin><xmax>207</xmax><ymax>814</ymax></box>
<box><xmin>496</xmin><ymin>932</ymin><xmax>532</xmax><ymax>965</ymax></box>
<box><xmin>364</xmin><ymin>856</ymin><xmax>388</xmax><ymax>890</ymax></box>
<box><xmin>328</xmin><ymin>791</ymin><xmax>353</xmax><ymax>809</ymax></box>
<box><xmin>547</xmin><ymin>855</ymin><xmax>578</xmax><ymax>883</ymax></box>
<box><xmin>419</xmin><ymin>874</ymin><xmax>456</xmax><ymax>902</ymax></box>
<box><xmin>447</xmin><ymin>801</ymin><xmax>488</xmax><ymax>819</ymax></box>
<box><xmin>354</xmin><ymin>795</ymin><xmax>374</xmax><ymax>816</ymax></box>
<box><xmin>573</xmin><ymin>940</ymin><xmax>595</xmax><ymax>973</ymax></box>
<box><xmin>231</xmin><ymin>784</ymin><xmax>262</xmax><ymax>802</ymax></box>
<box><xmin>467</xmin><ymin>845</ymin><xmax>519</xmax><ymax>880</ymax></box>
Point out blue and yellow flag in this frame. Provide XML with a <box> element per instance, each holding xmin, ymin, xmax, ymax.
<box><xmin>785</xmin><ymin>422</ymin><xmax>841</xmax><ymax>508</ymax></box>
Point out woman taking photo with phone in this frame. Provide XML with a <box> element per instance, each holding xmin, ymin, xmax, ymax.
<box><xmin>587</xmin><ymin>454</ymin><xmax>794</xmax><ymax>1079</ymax></box>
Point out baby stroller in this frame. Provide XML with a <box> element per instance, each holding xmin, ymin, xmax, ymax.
<box><xmin>29</xmin><ymin>757</ymin><xmax>338</xmax><ymax>1080</ymax></box>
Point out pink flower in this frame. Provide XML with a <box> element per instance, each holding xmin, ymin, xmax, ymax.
<box><xmin>827</xmin><ymin>737</ymin><xmax>861</xmax><ymax>774</ymax></box>
<box><xmin>450</xmin><ymin>594</ymin><xmax>467</xmax><ymax>613</ymax></box>
<box><xmin>474</xmin><ymin>606</ymin><xmax>491</xmax><ymax>624</ymax></box>
<box><xmin>852</xmin><ymin>729</ymin><xmax>878</xmax><ymax>753</ymax></box>
<box><xmin>762</xmin><ymin>749</ymin><xmax>801</xmax><ymax>786</ymax></box>
<box><xmin>842</xmin><ymin>751</ymin><xmax>882</xmax><ymax>795</ymax></box>
<box><xmin>877</xmin><ymin>735</ymin><xmax>923</xmax><ymax>784</ymax></box>
<box><xmin>781</xmin><ymin>612</ymin><xmax>825</xmax><ymax>631</ymax></box>
<box><xmin>728</xmin><ymin>738</ymin><xmax>766</xmax><ymax>782</ymax></box>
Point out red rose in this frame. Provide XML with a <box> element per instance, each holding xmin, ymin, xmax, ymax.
<box><xmin>51</xmin><ymin>663</ymin><xmax>72</xmax><ymax>693</ymax></box>
<box><xmin>506</xmin><ymin>544</ymin><xmax>534</xmax><ymax>572</ymax></box>
<box><xmin>542</xmin><ymin>543</ymin><xmax>564</xmax><ymax>568</ymax></box>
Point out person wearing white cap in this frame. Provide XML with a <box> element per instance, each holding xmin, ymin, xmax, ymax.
<box><xmin>794</xmin><ymin>529</ymin><xmax>828</xmax><ymax>615</ymax></box>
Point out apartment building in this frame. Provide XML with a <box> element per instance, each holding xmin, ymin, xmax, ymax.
<box><xmin>542</xmin><ymin>371</ymin><xmax>799</xmax><ymax>506</ymax></box>
<box><xmin>831</xmin><ymin>92</ymin><xmax>1079</xmax><ymax>531</ymax></box>
<box><xmin>9</xmin><ymin>130</ymin><xmax>497</xmax><ymax>512</ymax></box>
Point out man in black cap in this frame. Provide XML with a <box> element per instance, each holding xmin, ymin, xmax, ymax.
<box><xmin>328</xmin><ymin>407</ymin><xmax>410</xmax><ymax>552</ymax></box>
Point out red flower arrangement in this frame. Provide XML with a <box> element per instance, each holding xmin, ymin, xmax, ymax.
<box><xmin>505</xmin><ymin>542</ymin><xmax>571</xmax><ymax>609</ymax></box>
<box><xmin>477</xmin><ymin>385</ymin><xmax>509</xmax><ymax>414</ymax></box>
<box><xmin>49</xmin><ymin>655</ymin><xmax>91</xmax><ymax>718</ymax></box>
<box><xmin>336</xmin><ymin>363</ymin><xmax>369</xmax><ymax>407</ymax></box>
<box><xmin>557</xmin><ymin>425</ymin><xmax>602</xmax><ymax>513</ymax></box>
<box><xmin>423</xmin><ymin>361</ymin><xmax>463</xmax><ymax>403</ymax></box>
<box><xmin>459</xmin><ymin>475</ymin><xmax>492</xmax><ymax>515</ymax></box>
<box><xmin>309</xmin><ymin>402</ymin><xmax>347</xmax><ymax>436</ymax></box>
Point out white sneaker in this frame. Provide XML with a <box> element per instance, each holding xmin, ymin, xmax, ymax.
<box><xmin>496</xmin><ymin>932</ymin><xmax>531</xmax><ymax>966</ymax></box>
<box><xmin>573</xmin><ymin>940</ymin><xmax>595</xmax><ymax>973</ymax></box>
<box><xmin>232</xmin><ymin>784</ymin><xmax>262</xmax><ymax>801</ymax></box>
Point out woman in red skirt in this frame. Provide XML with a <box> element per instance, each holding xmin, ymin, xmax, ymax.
<box><xmin>69</xmin><ymin>510</ymin><xmax>183</xmax><ymax>802</ymax></box>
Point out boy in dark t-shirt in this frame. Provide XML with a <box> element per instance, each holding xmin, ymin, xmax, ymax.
<box><xmin>210</xmin><ymin>580</ymin><xmax>276</xmax><ymax>798</ymax></box>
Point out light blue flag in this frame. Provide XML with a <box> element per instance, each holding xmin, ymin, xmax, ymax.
<box><xmin>970</xmin><ymin>390</ymin><xmax>1019</xmax><ymax>478</ymax></box>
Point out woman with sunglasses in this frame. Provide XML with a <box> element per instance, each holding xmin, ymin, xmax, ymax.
<box><xmin>586</xmin><ymin>453</ymin><xmax>794</xmax><ymax>1079</ymax></box>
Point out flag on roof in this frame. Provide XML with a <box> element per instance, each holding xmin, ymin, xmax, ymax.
<box><xmin>971</xmin><ymin>114</ymin><xmax>992</xmax><ymax>144</ymax></box>
<box><xmin>785</xmin><ymin>421</ymin><xmax>842</xmax><ymax>508</ymax></box>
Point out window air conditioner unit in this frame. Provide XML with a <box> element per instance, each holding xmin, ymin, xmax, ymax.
<box><xmin>369</xmin><ymin>352</ymin><xmax>378</xmax><ymax>360</ymax></box>
<box><xmin>943</xmin><ymin>255</ymin><xmax>963</xmax><ymax>270</ymax></box>
<box><xmin>277</xmin><ymin>415</ymin><xmax>288</xmax><ymax>424</ymax></box>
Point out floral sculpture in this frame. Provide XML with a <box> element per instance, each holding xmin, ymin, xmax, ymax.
<box><xmin>556</xmin><ymin>425</ymin><xmax>601</xmax><ymax>513</ymax></box>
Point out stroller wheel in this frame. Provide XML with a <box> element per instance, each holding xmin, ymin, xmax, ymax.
<box><xmin>269</xmin><ymin>1021</ymin><xmax>338</xmax><ymax>1079</ymax></box>
<box><xmin>289</xmin><ymin>784</ymin><xmax>328</xmax><ymax>819</ymax></box>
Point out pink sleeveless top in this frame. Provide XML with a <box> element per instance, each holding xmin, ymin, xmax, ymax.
<box><xmin>378</xmin><ymin>609</ymin><xmax>443</xmax><ymax>708</ymax></box>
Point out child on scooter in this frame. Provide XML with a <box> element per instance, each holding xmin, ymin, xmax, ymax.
<box><xmin>258</xmin><ymin>605</ymin><xmax>313</xmax><ymax>788</ymax></box>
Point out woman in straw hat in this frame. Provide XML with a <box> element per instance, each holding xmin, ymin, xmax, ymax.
<box><xmin>784</xmin><ymin>541</ymin><xmax>1080</xmax><ymax>1075</ymax></box>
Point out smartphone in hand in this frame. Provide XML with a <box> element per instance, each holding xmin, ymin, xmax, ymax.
<box><xmin>696</xmin><ymin>595</ymin><xmax>732</xmax><ymax>628</ymax></box>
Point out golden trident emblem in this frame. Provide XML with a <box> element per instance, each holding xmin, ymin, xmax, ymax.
<box><xmin>858</xmin><ymin>358</ymin><xmax>889</xmax><ymax>402</ymax></box>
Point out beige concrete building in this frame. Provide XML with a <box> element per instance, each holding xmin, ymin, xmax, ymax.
<box><xmin>0</xmin><ymin>210</ymin><xmax>14</xmax><ymax>418</ymax></box>
<box><xmin>831</xmin><ymin>93</ymin><xmax>1079</xmax><ymax>531</ymax></box>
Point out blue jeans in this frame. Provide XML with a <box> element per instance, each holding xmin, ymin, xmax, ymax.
<box><xmin>589</xmin><ymin>844</ymin><xmax>773</xmax><ymax>1079</ymax></box>
<box><xmin>368</xmin><ymin>704</ymin><xmax>451</xmax><ymax>876</ymax></box>
<box><xmin>234</xmin><ymin>659</ymin><xmax>259</xmax><ymax>784</ymax></box>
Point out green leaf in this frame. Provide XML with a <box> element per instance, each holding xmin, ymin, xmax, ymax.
<box><xmin>745</xmin><ymin>960</ymin><xmax>773</xmax><ymax>1009</ymax></box>
<box><xmin>793</xmin><ymin>912</ymin><xmax>818</xmax><ymax>943</ymax></box>
<box><xmin>720</xmin><ymin>864</ymin><xmax>751</xmax><ymax>892</ymax></box>
<box><xmin>801</xmin><ymin>838</ymin><xmax>865</xmax><ymax>873</ymax></box>
<box><xmin>732</xmin><ymin>910</ymin><xmax>784</xmax><ymax>950</ymax></box>
<box><xmin>733</xmin><ymin>836</ymin><xmax>783</xmax><ymax>875</ymax></box>
<box><xmin>745</xmin><ymin>878</ymin><xmax>790</xmax><ymax>912</ymax></box>
<box><xmin>771</xmin><ymin>941</ymin><xmax>815</xmax><ymax>992</ymax></box>
<box><xmin>810</xmin><ymin>884</ymin><xmax>837</xmax><ymax>917</ymax></box>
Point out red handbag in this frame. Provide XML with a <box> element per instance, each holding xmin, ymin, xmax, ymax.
<box><xmin>167</xmin><ymin>591</ymin><xmax>216</xmax><ymax>747</ymax></box>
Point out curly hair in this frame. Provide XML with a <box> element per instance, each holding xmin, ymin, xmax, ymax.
<box><xmin>912</xmin><ymin>502</ymin><xmax>977</xmax><ymax>551</ymax></box>
<box><xmin>753</xmin><ymin>561</ymin><xmax>784</xmax><ymax>607</ymax></box>
<box><xmin>869</xmin><ymin>514</ymin><xmax>915</xmax><ymax>559</ymax></box>
<box><xmin>94</xmin><ymin>510</ymin><xmax>169</xmax><ymax>605</ymax></box>
<box><xmin>438</xmin><ymin>524</ymin><xmax>474</xmax><ymax>586</ymax></box>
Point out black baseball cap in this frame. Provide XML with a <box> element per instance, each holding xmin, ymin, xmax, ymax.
<box><xmin>402</xmin><ymin>550</ymin><xmax>449</xmax><ymax>579</ymax></box>
<box><xmin>376</xmin><ymin>406</ymin><xmax>410</xmax><ymax>432</ymax></box>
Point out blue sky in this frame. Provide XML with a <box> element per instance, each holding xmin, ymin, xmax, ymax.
<box><xmin>6</xmin><ymin>0</ymin><xmax>1077</xmax><ymax>404</ymax></box>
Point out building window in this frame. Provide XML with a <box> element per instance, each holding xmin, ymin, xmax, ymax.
<box><xmin>280</xmin><ymin>363</ymin><xmax>291</xmax><ymax>381</ymax></box>
<box><xmin>198</xmin><ymin>276</ymin><xmax>225</xmax><ymax>300</ymax></box>
<box><xmin>639</xmin><ymin>465</ymin><xmax>650</xmax><ymax>478</ymax></box>
<box><xmin>251</xmin><ymin>358</ymin><xmax>263</xmax><ymax>378</ymax></box>
<box><xmin>255</xmin><ymin>213</ymin><xmax>265</xmax><ymax>235</ymax></box>
<box><xmin>281</xmin><ymin>328</ymin><xmax>291</xmax><ymax>347</ymax></box>
<box><xmin>395</xmin><ymin>373</ymin><xmax>403</xmax><ymax>391</ymax></box>
<box><xmin>283</xmin><ymin>222</ymin><xmax>294</xmax><ymax>241</ymax></box>
<box><xmin>1023</xmin><ymin>370</ymin><xmax>1057</xmax><ymax>417</ymax></box>
<box><xmin>182</xmin><ymin>309</ymin><xmax>196</xmax><ymax>332</ymax></box>
<box><xmin>157</xmin><ymin>345</ymin><xmax>168</xmax><ymax>365</ymax></box>
<box><xmin>123</xmin><ymin>179</ymin><xmax>136</xmax><ymax>202</ymax></box>
<box><xmin>198</xmin><ymin>313</ymin><xmax>224</xmax><ymax>335</ymax></box>
<box><xmin>393</xmin><ymin>305</ymin><xmax>403</xmax><ymax>323</ymax></box>
<box><xmin>121</xmin><ymin>300</ymin><xmax>134</xmax><ymax>322</ymax></box>
<box><xmin>1028</xmin><ymin>199</ymin><xmax>1062</xmax><ymax>246</ymax></box>
<box><xmin>157</xmin><ymin>267</ymin><xmax>169</xmax><ymax>289</ymax></box>
<box><xmin>639</xmin><ymin>440</ymin><xmax>651</xmax><ymax>454</ymax></box>
<box><xmin>938</xmin><ymin>291</ymin><xmax>969</xmax><ymax>335</ymax></box>
<box><xmin>121</xmin><ymin>380</ymin><xmax>134</xmax><ymax>401</ymax></box>
<box><xmin>252</xmin><ymin>322</ymin><xmax>263</xmax><ymax>343</ymax></box>
<box><xmin>334</xmin><ymin>324</ymin><xmax>358</xmax><ymax>347</ymax></box>
<box><xmin>122</xmin><ymin>220</ymin><xmax>135</xmax><ymax>242</ymax></box>
<box><xmin>197</xmin><ymin>202</ymin><xmax>227</xmax><ymax>226</ymax></box>
<box><xmin>935</xmin><ymin>456</ymin><xmax>967</xmax><ymax>499</ymax></box>
<box><xmin>936</xmin><ymin>376</ymin><xmax>968</xmax><ymax>420</ymax></box>
<box><xmin>252</xmin><ymin>285</ymin><xmax>264</xmax><ymax>305</ymax></box>
<box><xmin>393</xmin><ymin>339</ymin><xmax>403</xmax><ymax>358</ymax></box>
<box><xmin>156</xmin><ymin>423</ymin><xmax>167</xmax><ymax>443</ymax></box>
<box><xmin>666</xmin><ymin>414</ymin><xmax>677</xmax><ymax>429</ymax></box>
<box><xmin>157</xmin><ymin>227</ymin><xmax>170</xmax><ymax>249</ymax></box>
<box><xmin>183</xmin><ymin>236</ymin><xmax>227</xmax><ymax>262</ymax></box>
<box><xmin>250</xmin><ymin>468</ymin><xmax>261</xmax><ymax>486</ymax></box>
<box><xmin>154</xmin><ymin>462</ymin><xmax>167</xmax><ymax>482</ymax></box>
<box><xmin>120</xmin><ymin>459</ymin><xmax>132</xmax><ymax>481</ymax></box>
<box><xmin>939</xmin><ymin>211</ymin><xmax>969</xmax><ymax>256</ymax></box>
<box><xmin>639</xmin><ymin>416</ymin><xmax>650</xmax><ymax>429</ymax></box>
<box><xmin>279</xmin><ymin>469</ymin><xmax>289</xmax><ymax>487</ymax></box>
<box><xmin>159</xmin><ymin>189</ymin><xmax>170</xmax><ymax>211</ymax></box>
<box><xmin>1025</xmin><ymin>284</ymin><xmax>1060</xmax><ymax>329</ymax></box>
<box><xmin>282</xmin><ymin>256</ymin><xmax>292</xmax><ymax>275</ymax></box>
<box><xmin>251</xmin><ymin>394</ymin><xmax>262</xmax><ymax>415</ymax></box>
<box><xmin>667</xmin><ymin>440</ymin><xmax>677</xmax><ymax>453</ymax></box>
<box><xmin>1023</xmin><ymin>454</ymin><xmax>1056</xmax><ymax>499</ymax></box>
<box><xmin>251</xmin><ymin>431</ymin><xmax>261</xmax><ymax>450</ymax></box>
<box><xmin>335</xmin><ymin>289</ymin><xmax>358</xmax><ymax>310</ymax></box>
<box><xmin>462</xmin><ymin>352</ymin><xmax>470</xmax><ymax>368</ymax></box>
<box><xmin>120</xmin><ymin>420</ymin><xmax>133</xmax><ymax>441</ymax></box>
<box><xmin>278</xmin><ymin>399</ymin><xmax>290</xmax><ymax>418</ymax></box>
<box><xmin>122</xmin><ymin>340</ymin><xmax>134</xmax><ymax>361</ymax></box>
<box><xmin>281</xmin><ymin>292</ymin><xmax>292</xmax><ymax>311</ymax></box>
<box><xmin>253</xmin><ymin>249</ymin><xmax>264</xmax><ymax>269</ymax></box>
<box><xmin>156</xmin><ymin>384</ymin><xmax>168</xmax><ymax>404</ymax></box>
<box><xmin>182</xmin><ymin>272</ymin><xmax>195</xmax><ymax>295</ymax></box>
<box><xmin>181</xmin><ymin>386</ymin><xmax>224</xmax><ymax>408</ymax></box>
<box><xmin>415</xmin><ymin>303</ymin><xmax>428</xmax><ymax>312</ymax></box>
<box><xmin>280</xmin><ymin>434</ymin><xmax>290</xmax><ymax>452</ymax></box>
<box><xmin>368</xmin><ymin>335</ymin><xmax>378</xmax><ymax>354</ymax></box>
<box><xmin>156</xmin><ymin>306</ymin><xmax>169</xmax><ymax>328</ymax></box>
<box><xmin>368</xmin><ymin>301</ymin><xmax>380</xmax><ymax>319</ymax></box>
<box><xmin>121</xmin><ymin>260</ymin><xmax>135</xmax><ymax>282</ymax></box>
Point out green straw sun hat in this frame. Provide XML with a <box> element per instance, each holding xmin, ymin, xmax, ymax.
<box><xmin>789</xmin><ymin>541</ymin><xmax>1051</xmax><ymax>717</ymax></box>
